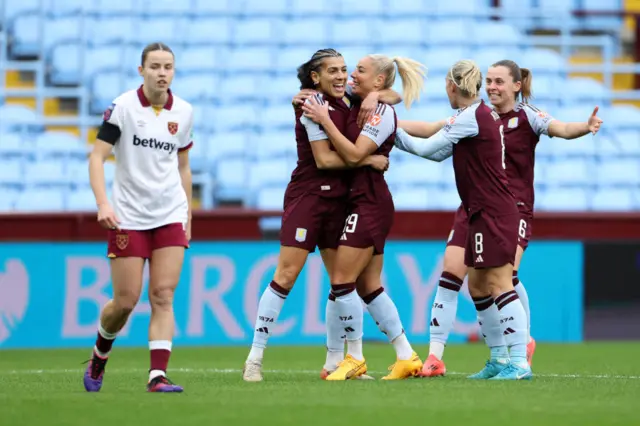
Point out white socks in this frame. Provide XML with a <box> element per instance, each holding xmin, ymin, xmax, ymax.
<box><xmin>495</xmin><ymin>290</ymin><xmax>528</xmax><ymax>367</ymax></box>
<box><xmin>248</xmin><ymin>281</ymin><xmax>289</xmax><ymax>362</ymax></box>
<box><xmin>364</xmin><ymin>288</ymin><xmax>413</xmax><ymax>360</ymax></box>
<box><xmin>474</xmin><ymin>296</ymin><xmax>509</xmax><ymax>362</ymax></box>
<box><xmin>428</xmin><ymin>272</ymin><xmax>463</xmax><ymax>360</ymax></box>
<box><xmin>512</xmin><ymin>272</ymin><xmax>531</xmax><ymax>342</ymax></box>
<box><xmin>330</xmin><ymin>283</ymin><xmax>363</xmax><ymax>361</ymax></box>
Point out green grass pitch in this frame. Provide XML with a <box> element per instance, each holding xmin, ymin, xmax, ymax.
<box><xmin>1</xmin><ymin>342</ymin><xmax>639</xmax><ymax>426</ymax></box>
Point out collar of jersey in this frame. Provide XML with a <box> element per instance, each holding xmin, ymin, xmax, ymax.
<box><xmin>137</xmin><ymin>85</ymin><xmax>174</xmax><ymax>110</ymax></box>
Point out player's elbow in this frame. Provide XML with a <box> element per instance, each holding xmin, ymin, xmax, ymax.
<box><xmin>344</xmin><ymin>151</ymin><xmax>365</xmax><ymax>167</ymax></box>
<box><xmin>314</xmin><ymin>156</ymin><xmax>331</xmax><ymax>169</ymax></box>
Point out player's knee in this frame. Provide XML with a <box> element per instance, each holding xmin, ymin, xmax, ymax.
<box><xmin>112</xmin><ymin>296</ymin><xmax>138</xmax><ymax>317</ymax></box>
<box><xmin>273</xmin><ymin>261</ymin><xmax>303</xmax><ymax>290</ymax></box>
<box><xmin>443</xmin><ymin>250</ymin><xmax>466</xmax><ymax>278</ymax></box>
<box><xmin>149</xmin><ymin>286</ymin><xmax>175</xmax><ymax>311</ymax></box>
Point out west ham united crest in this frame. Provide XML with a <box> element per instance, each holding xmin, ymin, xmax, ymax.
<box><xmin>168</xmin><ymin>122</ymin><xmax>179</xmax><ymax>135</ymax></box>
<box><xmin>116</xmin><ymin>233</ymin><xmax>129</xmax><ymax>250</ymax></box>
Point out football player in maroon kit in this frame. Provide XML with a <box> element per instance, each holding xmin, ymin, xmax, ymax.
<box><xmin>243</xmin><ymin>49</ymin><xmax>401</xmax><ymax>382</ymax></box>
<box><xmin>396</xmin><ymin>60</ymin><xmax>602</xmax><ymax>379</ymax></box>
<box><xmin>394</xmin><ymin>59</ymin><xmax>533</xmax><ymax>380</ymax></box>
<box><xmin>302</xmin><ymin>53</ymin><xmax>429</xmax><ymax>380</ymax></box>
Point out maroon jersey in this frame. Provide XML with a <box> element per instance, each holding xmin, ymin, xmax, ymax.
<box><xmin>500</xmin><ymin>103</ymin><xmax>555</xmax><ymax>215</ymax></box>
<box><xmin>287</xmin><ymin>93</ymin><xmax>353</xmax><ymax>199</ymax></box>
<box><xmin>444</xmin><ymin>100</ymin><xmax>517</xmax><ymax>216</ymax></box>
<box><xmin>344</xmin><ymin>103</ymin><xmax>397</xmax><ymax>201</ymax></box>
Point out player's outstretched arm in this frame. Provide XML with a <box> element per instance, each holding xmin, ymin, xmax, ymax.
<box><xmin>394</xmin><ymin>128</ymin><xmax>453</xmax><ymax>162</ymax></box>
<box><xmin>399</xmin><ymin>119</ymin><xmax>447</xmax><ymax>138</ymax></box>
<box><xmin>89</xmin><ymin>140</ymin><xmax>120</xmax><ymax>230</ymax></box>
<box><xmin>548</xmin><ymin>106</ymin><xmax>603</xmax><ymax>139</ymax></box>
<box><xmin>178</xmin><ymin>150</ymin><xmax>192</xmax><ymax>241</ymax></box>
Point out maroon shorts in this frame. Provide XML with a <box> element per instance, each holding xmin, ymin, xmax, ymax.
<box><xmin>107</xmin><ymin>223</ymin><xmax>188</xmax><ymax>259</ymax></box>
<box><xmin>464</xmin><ymin>211</ymin><xmax>519</xmax><ymax>269</ymax></box>
<box><xmin>446</xmin><ymin>204</ymin><xmax>468</xmax><ymax>249</ymax></box>
<box><xmin>338</xmin><ymin>194</ymin><xmax>394</xmax><ymax>255</ymax></box>
<box><xmin>280</xmin><ymin>193</ymin><xmax>347</xmax><ymax>253</ymax></box>
<box><xmin>517</xmin><ymin>210</ymin><xmax>533</xmax><ymax>250</ymax></box>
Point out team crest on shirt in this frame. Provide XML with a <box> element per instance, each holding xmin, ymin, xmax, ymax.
<box><xmin>167</xmin><ymin>122</ymin><xmax>179</xmax><ymax>135</ymax></box>
<box><xmin>508</xmin><ymin>117</ymin><xmax>519</xmax><ymax>128</ymax></box>
<box><xmin>295</xmin><ymin>228</ymin><xmax>307</xmax><ymax>242</ymax></box>
<box><xmin>115</xmin><ymin>233</ymin><xmax>129</xmax><ymax>250</ymax></box>
<box><xmin>103</xmin><ymin>103</ymin><xmax>115</xmax><ymax>121</ymax></box>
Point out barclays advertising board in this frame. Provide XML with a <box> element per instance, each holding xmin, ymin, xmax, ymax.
<box><xmin>0</xmin><ymin>241</ymin><xmax>583</xmax><ymax>349</ymax></box>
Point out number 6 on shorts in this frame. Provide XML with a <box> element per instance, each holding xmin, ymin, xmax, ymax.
<box><xmin>474</xmin><ymin>232</ymin><xmax>483</xmax><ymax>254</ymax></box>
<box><xmin>518</xmin><ymin>219</ymin><xmax>527</xmax><ymax>239</ymax></box>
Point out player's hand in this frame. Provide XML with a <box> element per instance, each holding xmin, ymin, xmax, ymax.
<box><xmin>368</xmin><ymin>155</ymin><xmax>389</xmax><ymax>172</ymax></box>
<box><xmin>97</xmin><ymin>203</ymin><xmax>120</xmax><ymax>230</ymax></box>
<box><xmin>301</xmin><ymin>96</ymin><xmax>330</xmax><ymax>125</ymax></box>
<box><xmin>292</xmin><ymin>89</ymin><xmax>317</xmax><ymax>109</ymax></box>
<box><xmin>587</xmin><ymin>106</ymin><xmax>603</xmax><ymax>135</ymax></box>
<box><xmin>358</xmin><ymin>91</ymin><xmax>380</xmax><ymax>128</ymax></box>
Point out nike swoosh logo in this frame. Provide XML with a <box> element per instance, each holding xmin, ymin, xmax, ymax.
<box><xmin>516</xmin><ymin>372</ymin><xmax>531</xmax><ymax>380</ymax></box>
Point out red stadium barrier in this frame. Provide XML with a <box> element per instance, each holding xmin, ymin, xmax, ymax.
<box><xmin>1</xmin><ymin>210</ymin><xmax>639</xmax><ymax>241</ymax></box>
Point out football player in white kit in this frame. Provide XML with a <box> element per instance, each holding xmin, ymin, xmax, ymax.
<box><xmin>84</xmin><ymin>42</ymin><xmax>194</xmax><ymax>393</ymax></box>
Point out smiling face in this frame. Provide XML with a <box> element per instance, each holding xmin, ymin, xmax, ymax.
<box><xmin>311</xmin><ymin>56</ymin><xmax>348</xmax><ymax>98</ymax></box>
<box><xmin>138</xmin><ymin>50</ymin><xmax>175</xmax><ymax>96</ymax></box>
<box><xmin>486</xmin><ymin>65</ymin><xmax>520</xmax><ymax>110</ymax></box>
<box><xmin>350</xmin><ymin>56</ymin><xmax>385</xmax><ymax>99</ymax></box>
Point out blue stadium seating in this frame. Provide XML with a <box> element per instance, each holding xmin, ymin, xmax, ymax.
<box><xmin>0</xmin><ymin>0</ymin><xmax>637</xmax><ymax>213</ymax></box>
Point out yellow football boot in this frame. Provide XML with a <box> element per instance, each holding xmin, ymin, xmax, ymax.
<box><xmin>325</xmin><ymin>355</ymin><xmax>367</xmax><ymax>381</ymax></box>
<box><xmin>381</xmin><ymin>352</ymin><xmax>423</xmax><ymax>380</ymax></box>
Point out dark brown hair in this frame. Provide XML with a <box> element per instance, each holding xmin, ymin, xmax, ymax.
<box><xmin>297</xmin><ymin>49</ymin><xmax>343</xmax><ymax>90</ymax></box>
<box><xmin>141</xmin><ymin>42</ymin><xmax>174</xmax><ymax>67</ymax></box>
<box><xmin>492</xmin><ymin>59</ymin><xmax>532</xmax><ymax>103</ymax></box>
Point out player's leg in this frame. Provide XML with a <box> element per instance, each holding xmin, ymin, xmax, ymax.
<box><xmin>424</xmin><ymin>244</ymin><xmax>467</xmax><ymax>377</ymax></box>
<box><xmin>244</xmin><ymin>194</ymin><xmax>321</xmax><ymax>381</ymax></box>
<box><xmin>84</xmin><ymin>230</ymin><xmax>147</xmax><ymax>392</ymax></box>
<box><xmin>318</xmin><ymin>247</ymin><xmax>345</xmax><ymax>377</ymax></box>
<box><xmin>514</xmin><ymin>214</ymin><xmax>537</xmax><ymax>364</ymax></box>
<box><xmin>466</xmin><ymin>267</ymin><xmax>510</xmax><ymax>379</ymax></box>
<box><xmin>357</xmin><ymin>254</ymin><xmax>422</xmax><ymax>380</ymax></box>
<box><xmin>145</xmin><ymin>223</ymin><xmax>189</xmax><ymax>392</ymax></box>
<box><xmin>324</xmin><ymin>243</ymin><xmax>373</xmax><ymax>381</ymax></box>
<box><xmin>147</xmin><ymin>244</ymin><xmax>185</xmax><ymax>392</ymax></box>
<box><xmin>466</xmin><ymin>212</ymin><xmax>530</xmax><ymax>380</ymax></box>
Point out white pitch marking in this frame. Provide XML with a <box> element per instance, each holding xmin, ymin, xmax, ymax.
<box><xmin>4</xmin><ymin>367</ymin><xmax>640</xmax><ymax>380</ymax></box>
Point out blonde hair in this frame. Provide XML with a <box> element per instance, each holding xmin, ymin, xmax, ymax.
<box><xmin>367</xmin><ymin>54</ymin><xmax>427</xmax><ymax>109</ymax></box>
<box><xmin>448</xmin><ymin>59</ymin><xmax>482</xmax><ymax>98</ymax></box>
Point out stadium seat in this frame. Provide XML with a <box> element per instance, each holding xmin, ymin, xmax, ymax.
<box><xmin>226</xmin><ymin>47</ymin><xmax>273</xmax><ymax>72</ymax></box>
<box><xmin>596</xmin><ymin>158</ymin><xmax>640</xmax><ymax>186</ymax></box>
<box><xmin>386</xmin><ymin>158</ymin><xmax>446</xmax><ymax>187</ymax></box>
<box><xmin>279</xmin><ymin>18</ymin><xmax>330</xmax><ymax>46</ymax></box>
<box><xmin>424</xmin><ymin>47</ymin><xmax>472</xmax><ymax>74</ymax></box>
<box><xmin>392</xmin><ymin>186</ymin><xmax>430</xmax><ymax>210</ymax></box>
<box><xmin>0</xmin><ymin>160</ymin><xmax>23</xmax><ymax>185</ymax></box>
<box><xmin>469</xmin><ymin>22</ymin><xmax>524</xmax><ymax>46</ymax></box>
<box><xmin>385</xmin><ymin>0</ymin><xmax>426</xmax><ymax>17</ymax></box>
<box><xmin>15</xmin><ymin>188</ymin><xmax>66</xmax><ymax>212</ymax></box>
<box><xmin>11</xmin><ymin>16</ymin><xmax>81</xmax><ymax>57</ymax></box>
<box><xmin>248</xmin><ymin>159</ymin><xmax>294</xmax><ymax>190</ymax></box>
<box><xmin>537</xmin><ymin>187</ymin><xmax>590</xmax><ymax>211</ymax></box>
<box><xmin>378</xmin><ymin>18</ymin><xmax>425</xmax><ymax>45</ymax></box>
<box><xmin>241</xmin><ymin>0</ymin><xmax>290</xmax><ymax>16</ymax></box>
<box><xmin>522</xmin><ymin>48</ymin><xmax>566</xmax><ymax>75</ymax></box>
<box><xmin>590</xmin><ymin>187</ymin><xmax>635</xmax><ymax>211</ymax></box>
<box><xmin>434</xmin><ymin>0</ymin><xmax>487</xmax><ymax>17</ymax></box>
<box><xmin>209</xmin><ymin>105</ymin><xmax>258</xmax><ymax>132</ymax></box>
<box><xmin>563</xmin><ymin>77</ymin><xmax>608</xmax><ymax>105</ymax></box>
<box><xmin>214</xmin><ymin>158</ymin><xmax>250</xmax><ymax>202</ymax></box>
<box><xmin>85</xmin><ymin>17</ymin><xmax>135</xmax><ymax>45</ymax></box>
<box><xmin>331</xmin><ymin>19</ymin><xmax>381</xmax><ymax>45</ymax></box>
<box><xmin>0</xmin><ymin>104</ymin><xmax>41</xmax><ymax>133</ymax></box>
<box><xmin>0</xmin><ymin>132</ymin><xmax>35</xmax><ymax>160</ymax></box>
<box><xmin>34</xmin><ymin>131</ymin><xmax>87</xmax><ymax>160</ymax></box>
<box><xmin>254</xmin><ymin>186</ymin><xmax>286</xmax><ymax>232</ymax></box>
<box><xmin>251</xmin><ymin>131</ymin><xmax>297</xmax><ymax>160</ymax></box>
<box><xmin>544</xmin><ymin>159</ymin><xmax>592</xmax><ymax>186</ymax></box>
<box><xmin>233</xmin><ymin>19</ymin><xmax>278</xmax><ymax>45</ymax></box>
<box><xmin>0</xmin><ymin>187</ymin><xmax>21</xmax><ymax>212</ymax></box>
<box><xmin>23</xmin><ymin>161</ymin><xmax>69</xmax><ymax>186</ymax></box>
<box><xmin>67</xmin><ymin>186</ymin><xmax>97</xmax><ymax>211</ymax></box>
<box><xmin>185</xmin><ymin>18</ymin><xmax>232</xmax><ymax>45</ymax></box>
<box><xmin>2</xmin><ymin>0</ymin><xmax>39</xmax><ymax>22</ymax></box>
<box><xmin>206</xmin><ymin>132</ymin><xmax>250</xmax><ymax>163</ymax></box>
<box><xmin>425</xmin><ymin>20</ymin><xmax>470</xmax><ymax>45</ymax></box>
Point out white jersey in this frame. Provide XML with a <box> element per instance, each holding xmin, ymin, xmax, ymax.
<box><xmin>98</xmin><ymin>86</ymin><xmax>194</xmax><ymax>230</ymax></box>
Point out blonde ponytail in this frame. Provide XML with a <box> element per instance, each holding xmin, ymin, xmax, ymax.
<box><xmin>448</xmin><ymin>59</ymin><xmax>482</xmax><ymax>99</ymax></box>
<box><xmin>367</xmin><ymin>54</ymin><xmax>427</xmax><ymax>109</ymax></box>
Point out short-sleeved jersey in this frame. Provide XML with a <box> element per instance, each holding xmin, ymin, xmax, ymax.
<box><xmin>288</xmin><ymin>93</ymin><xmax>352</xmax><ymax>199</ymax></box>
<box><xmin>500</xmin><ymin>103</ymin><xmax>555</xmax><ymax>215</ymax></box>
<box><xmin>345</xmin><ymin>103</ymin><xmax>397</xmax><ymax>200</ymax></box>
<box><xmin>437</xmin><ymin>100</ymin><xmax>517</xmax><ymax>216</ymax></box>
<box><xmin>97</xmin><ymin>86</ymin><xmax>194</xmax><ymax>230</ymax></box>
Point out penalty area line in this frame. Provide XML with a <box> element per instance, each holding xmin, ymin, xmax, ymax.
<box><xmin>4</xmin><ymin>367</ymin><xmax>640</xmax><ymax>380</ymax></box>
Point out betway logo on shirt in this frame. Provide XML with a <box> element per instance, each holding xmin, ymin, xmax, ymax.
<box><xmin>132</xmin><ymin>135</ymin><xmax>176</xmax><ymax>153</ymax></box>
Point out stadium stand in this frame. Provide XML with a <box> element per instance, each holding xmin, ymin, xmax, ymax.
<box><xmin>1</xmin><ymin>0</ymin><xmax>639</xmax><ymax>213</ymax></box>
